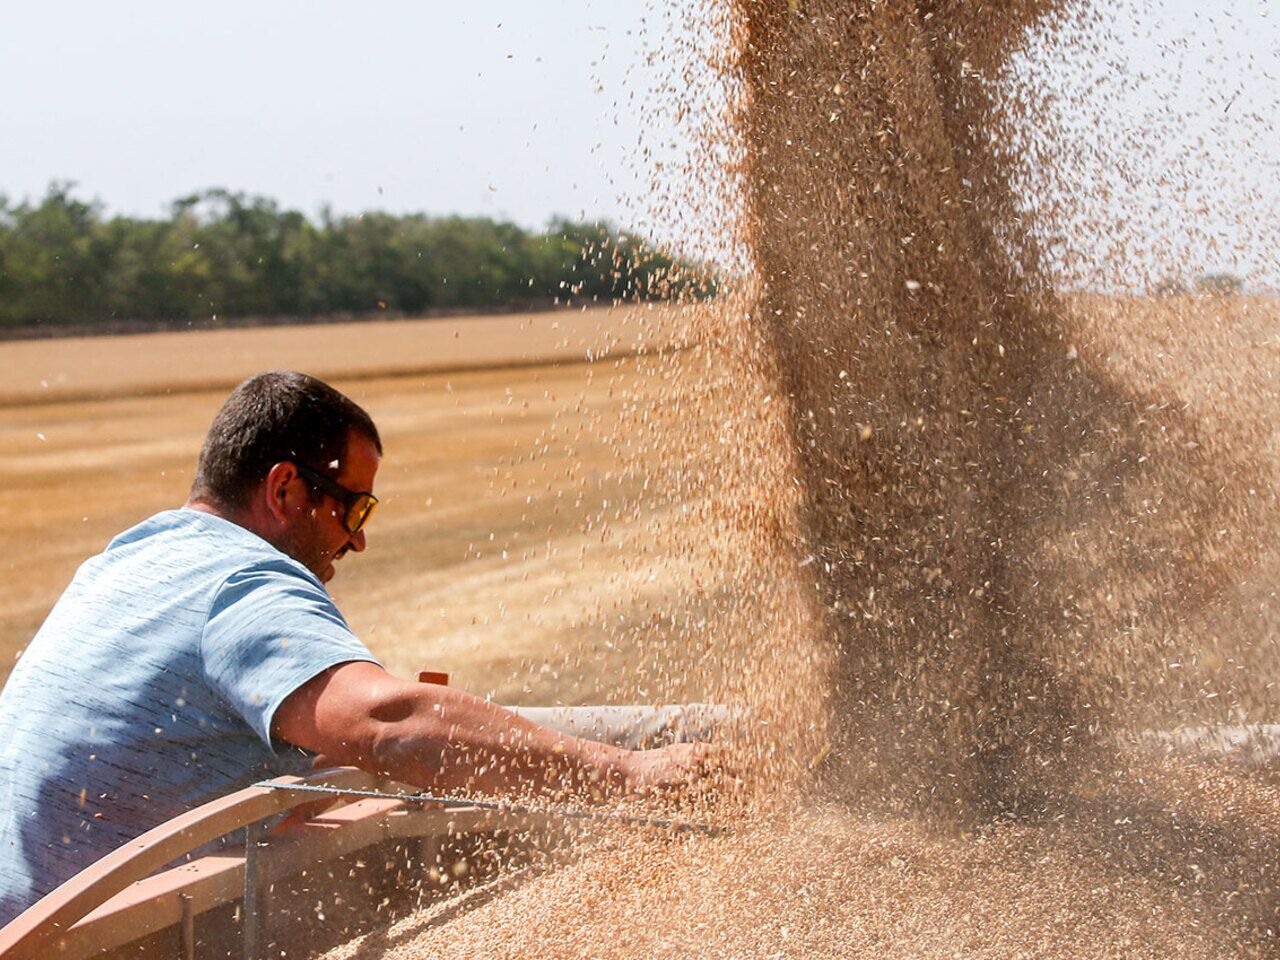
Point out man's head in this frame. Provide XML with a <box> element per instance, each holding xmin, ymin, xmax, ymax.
<box><xmin>188</xmin><ymin>372</ymin><xmax>382</xmax><ymax>583</ymax></box>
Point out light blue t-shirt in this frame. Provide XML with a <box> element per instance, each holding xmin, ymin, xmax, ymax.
<box><xmin>0</xmin><ymin>508</ymin><xmax>379</xmax><ymax>925</ymax></box>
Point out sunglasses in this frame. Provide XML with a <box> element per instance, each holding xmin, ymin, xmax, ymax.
<box><xmin>293</xmin><ymin>463</ymin><xmax>379</xmax><ymax>535</ymax></box>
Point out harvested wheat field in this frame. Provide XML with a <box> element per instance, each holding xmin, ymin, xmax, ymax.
<box><xmin>0</xmin><ymin>306</ymin><xmax>681</xmax><ymax>407</ymax></box>
<box><xmin>0</xmin><ymin>304</ymin><xmax>712</xmax><ymax>700</ymax></box>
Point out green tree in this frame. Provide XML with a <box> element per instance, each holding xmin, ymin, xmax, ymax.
<box><xmin>1195</xmin><ymin>273</ymin><xmax>1244</xmax><ymax>296</ymax></box>
<box><xmin>0</xmin><ymin>183</ymin><xmax>714</xmax><ymax>331</ymax></box>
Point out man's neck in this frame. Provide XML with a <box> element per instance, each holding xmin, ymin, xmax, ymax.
<box><xmin>185</xmin><ymin>496</ymin><xmax>312</xmax><ymax>580</ymax></box>
<box><xmin>185</xmin><ymin>498</ymin><xmax>270</xmax><ymax>543</ymax></box>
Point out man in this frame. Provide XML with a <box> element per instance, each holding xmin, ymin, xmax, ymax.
<box><xmin>0</xmin><ymin>371</ymin><xmax>709</xmax><ymax>926</ymax></box>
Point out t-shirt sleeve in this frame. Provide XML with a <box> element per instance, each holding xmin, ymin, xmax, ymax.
<box><xmin>201</xmin><ymin>561</ymin><xmax>380</xmax><ymax>750</ymax></box>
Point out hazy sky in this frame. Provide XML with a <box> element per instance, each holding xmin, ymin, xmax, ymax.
<box><xmin>1025</xmin><ymin>0</ymin><xmax>1280</xmax><ymax>286</ymax></box>
<box><xmin>1</xmin><ymin>2</ymin><xmax>1275</xmax><ymax>283</ymax></box>
<box><xmin>0</xmin><ymin>1</ymin><xmax>676</xmax><ymax>230</ymax></box>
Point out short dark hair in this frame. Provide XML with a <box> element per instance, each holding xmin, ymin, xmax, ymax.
<box><xmin>190</xmin><ymin>371</ymin><xmax>382</xmax><ymax>510</ymax></box>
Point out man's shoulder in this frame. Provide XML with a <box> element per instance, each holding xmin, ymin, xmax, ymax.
<box><xmin>102</xmin><ymin>509</ymin><xmax>315</xmax><ymax>583</ymax></box>
<box><xmin>47</xmin><ymin>508</ymin><xmax>329</xmax><ymax>639</ymax></box>
<box><xmin>106</xmin><ymin>508</ymin><xmax>262</xmax><ymax>554</ymax></box>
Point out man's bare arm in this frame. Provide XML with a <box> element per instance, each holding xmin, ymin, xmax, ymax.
<box><xmin>271</xmin><ymin>661</ymin><xmax>702</xmax><ymax>799</ymax></box>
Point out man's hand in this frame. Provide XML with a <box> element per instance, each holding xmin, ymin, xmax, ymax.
<box><xmin>622</xmin><ymin>742</ymin><xmax>739</xmax><ymax>804</ymax></box>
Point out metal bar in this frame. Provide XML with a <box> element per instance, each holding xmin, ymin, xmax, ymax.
<box><xmin>253</xmin><ymin>780</ymin><xmax>726</xmax><ymax>836</ymax></box>
<box><xmin>242</xmin><ymin>820</ymin><xmax>266</xmax><ymax>960</ymax></box>
<box><xmin>179</xmin><ymin>893</ymin><xmax>195</xmax><ymax>960</ymax></box>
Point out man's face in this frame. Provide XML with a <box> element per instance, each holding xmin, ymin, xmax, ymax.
<box><xmin>284</xmin><ymin>429</ymin><xmax>380</xmax><ymax>584</ymax></box>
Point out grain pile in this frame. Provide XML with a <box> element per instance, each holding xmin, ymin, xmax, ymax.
<box><xmin>331</xmin><ymin>758</ymin><xmax>1280</xmax><ymax>960</ymax></box>
<box><xmin>324</xmin><ymin>1</ymin><xmax>1280</xmax><ymax>956</ymax></box>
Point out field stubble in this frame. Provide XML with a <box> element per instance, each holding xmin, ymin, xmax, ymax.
<box><xmin>1</xmin><ymin>296</ymin><xmax>1276</xmax><ymax>721</ymax></box>
<box><xmin>0</xmin><ymin>305</ymin><xmax>716</xmax><ymax>701</ymax></box>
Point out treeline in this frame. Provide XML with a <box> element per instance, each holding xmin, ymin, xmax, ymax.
<box><xmin>0</xmin><ymin>184</ymin><xmax>711</xmax><ymax>330</ymax></box>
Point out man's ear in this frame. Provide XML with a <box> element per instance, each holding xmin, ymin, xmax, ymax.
<box><xmin>263</xmin><ymin>461</ymin><xmax>300</xmax><ymax>525</ymax></box>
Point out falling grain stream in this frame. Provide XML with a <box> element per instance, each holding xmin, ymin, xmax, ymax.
<box><xmin>315</xmin><ymin>2</ymin><xmax>1280</xmax><ymax>956</ymax></box>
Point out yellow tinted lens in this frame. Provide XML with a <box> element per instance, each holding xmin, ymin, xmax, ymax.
<box><xmin>347</xmin><ymin>495</ymin><xmax>378</xmax><ymax>534</ymax></box>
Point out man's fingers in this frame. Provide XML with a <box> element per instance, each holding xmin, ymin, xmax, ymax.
<box><xmin>626</xmin><ymin>741</ymin><xmax>745</xmax><ymax>806</ymax></box>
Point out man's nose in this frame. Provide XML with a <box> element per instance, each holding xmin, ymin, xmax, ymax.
<box><xmin>348</xmin><ymin>528</ymin><xmax>367</xmax><ymax>553</ymax></box>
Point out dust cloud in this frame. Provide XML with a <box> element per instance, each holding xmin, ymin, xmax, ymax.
<box><xmin>327</xmin><ymin>1</ymin><xmax>1280</xmax><ymax>956</ymax></box>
